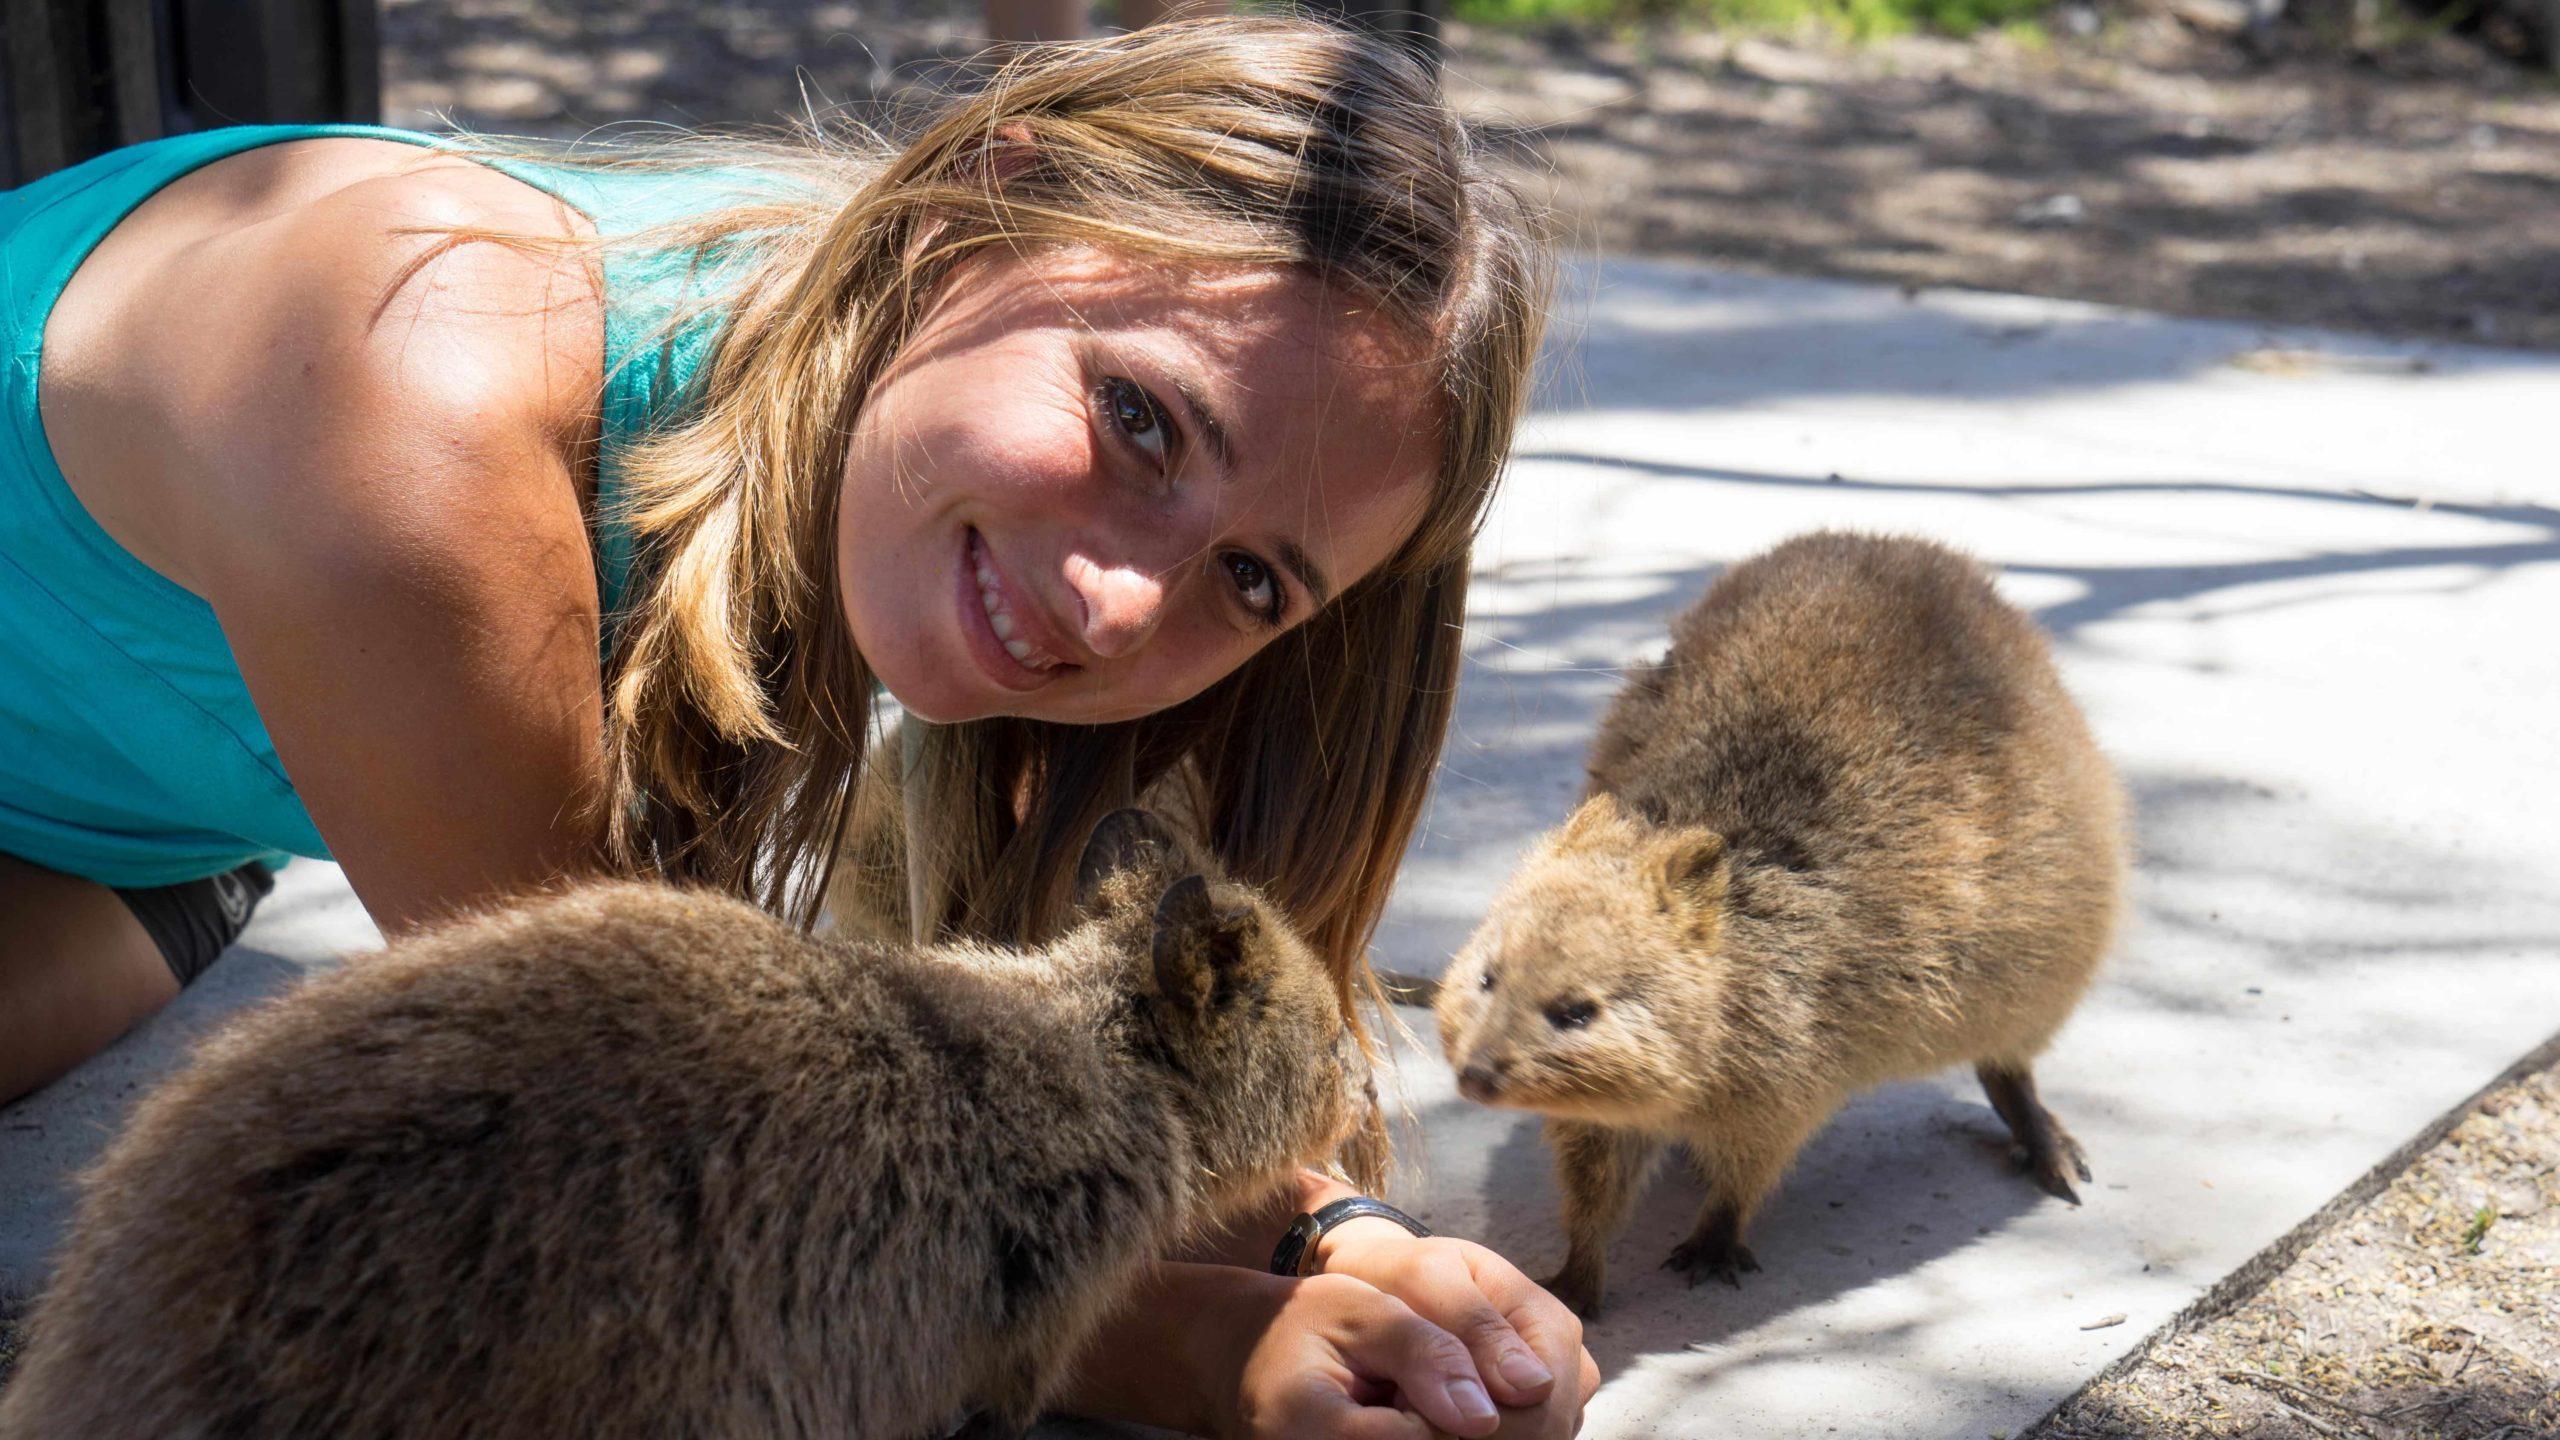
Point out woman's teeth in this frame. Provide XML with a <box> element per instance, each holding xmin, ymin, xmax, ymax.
<box><xmin>975</xmin><ymin>555</ymin><xmax>1063</xmax><ymax>672</ymax></box>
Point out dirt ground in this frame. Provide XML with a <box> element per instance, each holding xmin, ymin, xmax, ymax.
<box><xmin>2028</xmin><ymin>1049</ymin><xmax>2560</xmax><ymax>1440</ymax></box>
<box><xmin>380</xmin><ymin>0</ymin><xmax>2560</xmax><ymax>349</ymax></box>
<box><xmin>1447</xmin><ymin>12</ymin><xmax>2560</xmax><ymax>349</ymax></box>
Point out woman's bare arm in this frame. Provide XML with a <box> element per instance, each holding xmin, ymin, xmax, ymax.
<box><xmin>56</xmin><ymin>156</ymin><xmax>615</xmax><ymax>935</ymax></box>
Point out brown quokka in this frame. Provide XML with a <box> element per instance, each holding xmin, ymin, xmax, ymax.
<box><xmin>1435</xmin><ymin>532</ymin><xmax>2126</xmax><ymax>1318</ymax></box>
<box><xmin>0</xmin><ymin>809</ymin><xmax>1357</xmax><ymax>1440</ymax></box>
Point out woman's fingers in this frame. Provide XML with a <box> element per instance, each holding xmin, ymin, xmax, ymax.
<box><xmin>1317</xmin><ymin>1276</ymin><xmax>1503</xmax><ymax>1438</ymax></box>
<box><xmin>1404</xmin><ymin>1252</ymin><xmax>1558</xmax><ymax>1408</ymax></box>
<box><xmin>1472</xmin><ymin>1250</ymin><xmax>1595</xmax><ymax>1439</ymax></box>
<box><xmin>1314</xmin><ymin>1230</ymin><xmax>1598</xmax><ymax>1436</ymax></box>
<box><xmin>1486</xmin><ymin>1267</ymin><xmax>1586</xmax><ymax>1410</ymax></box>
<box><xmin>1280</xmin><ymin>1386</ymin><xmax>1445</xmax><ymax>1440</ymax></box>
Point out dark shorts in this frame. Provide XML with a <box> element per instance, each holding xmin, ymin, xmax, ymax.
<box><xmin>112</xmin><ymin>861</ymin><xmax>274</xmax><ymax>986</ymax></box>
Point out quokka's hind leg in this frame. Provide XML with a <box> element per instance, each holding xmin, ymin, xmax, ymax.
<box><xmin>1977</xmin><ymin>1061</ymin><xmax>2092</xmax><ymax>1204</ymax></box>
<box><xmin>1545</xmin><ymin>1120</ymin><xmax>1663</xmax><ymax>1319</ymax></box>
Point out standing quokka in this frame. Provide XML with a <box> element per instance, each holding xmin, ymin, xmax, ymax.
<box><xmin>1435</xmin><ymin>532</ymin><xmax>2126</xmax><ymax>1318</ymax></box>
<box><xmin>0</xmin><ymin>809</ymin><xmax>1358</xmax><ymax>1440</ymax></box>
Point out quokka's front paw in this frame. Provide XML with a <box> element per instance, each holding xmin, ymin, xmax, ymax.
<box><xmin>1662</xmin><ymin>1236</ymin><xmax>1761</xmax><ymax>1290</ymax></box>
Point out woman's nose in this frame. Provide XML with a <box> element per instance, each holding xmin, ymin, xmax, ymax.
<box><xmin>1064</xmin><ymin>552</ymin><xmax>1168</xmax><ymax>660</ymax></box>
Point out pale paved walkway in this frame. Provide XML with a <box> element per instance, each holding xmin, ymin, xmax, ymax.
<box><xmin>5</xmin><ymin>259</ymin><xmax>2555</xmax><ymax>1440</ymax></box>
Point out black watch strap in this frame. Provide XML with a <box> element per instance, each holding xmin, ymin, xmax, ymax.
<box><xmin>1269</xmin><ymin>1196</ymin><xmax>1432</xmax><ymax>1277</ymax></box>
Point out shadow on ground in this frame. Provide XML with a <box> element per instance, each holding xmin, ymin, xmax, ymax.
<box><xmin>1454</xmin><ymin>21</ymin><xmax>2560</xmax><ymax>349</ymax></box>
<box><xmin>1394</xmin><ymin>1076</ymin><xmax>2058</xmax><ymax>1379</ymax></box>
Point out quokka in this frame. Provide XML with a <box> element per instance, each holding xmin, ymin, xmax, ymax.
<box><xmin>1435</xmin><ymin>532</ymin><xmax>2126</xmax><ymax>1317</ymax></box>
<box><xmin>0</xmin><ymin>808</ymin><xmax>1358</xmax><ymax>1439</ymax></box>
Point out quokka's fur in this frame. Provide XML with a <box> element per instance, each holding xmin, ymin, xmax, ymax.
<box><xmin>1435</xmin><ymin>532</ymin><xmax>2126</xmax><ymax>1317</ymax></box>
<box><xmin>0</xmin><ymin>810</ymin><xmax>1357</xmax><ymax>1440</ymax></box>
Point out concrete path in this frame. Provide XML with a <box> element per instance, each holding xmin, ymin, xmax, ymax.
<box><xmin>5</xmin><ymin>258</ymin><xmax>2556</xmax><ymax>1440</ymax></box>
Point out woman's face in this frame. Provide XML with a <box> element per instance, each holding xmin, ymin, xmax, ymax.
<box><xmin>835</xmin><ymin>248</ymin><xmax>1442</xmax><ymax>725</ymax></box>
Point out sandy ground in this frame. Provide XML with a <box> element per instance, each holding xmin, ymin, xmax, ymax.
<box><xmin>2029</xmin><ymin>1046</ymin><xmax>2560</xmax><ymax>1440</ymax></box>
<box><xmin>380</xmin><ymin>0</ymin><xmax>2560</xmax><ymax>349</ymax></box>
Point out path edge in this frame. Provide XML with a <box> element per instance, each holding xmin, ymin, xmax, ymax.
<box><xmin>2020</xmin><ymin>1022</ymin><xmax>2560</xmax><ymax>1437</ymax></box>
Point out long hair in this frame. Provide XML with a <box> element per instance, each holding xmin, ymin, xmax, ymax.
<box><xmin>418</xmin><ymin>20</ymin><xmax>1551</xmax><ymax>1129</ymax></box>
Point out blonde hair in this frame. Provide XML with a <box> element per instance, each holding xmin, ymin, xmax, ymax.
<box><xmin>430</xmin><ymin>19</ymin><xmax>1551</xmax><ymax>1076</ymax></box>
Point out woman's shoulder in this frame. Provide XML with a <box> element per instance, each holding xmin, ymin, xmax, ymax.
<box><xmin>44</xmin><ymin>136</ymin><xmax>609</xmax><ymax>598</ymax></box>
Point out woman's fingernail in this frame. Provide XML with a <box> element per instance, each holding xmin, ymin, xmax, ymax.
<box><xmin>1448</xmin><ymin>1378</ymin><xmax>1499</xmax><ymax>1426</ymax></box>
<box><xmin>1497</xmin><ymin>1347</ymin><xmax>1554</xmax><ymax>1390</ymax></box>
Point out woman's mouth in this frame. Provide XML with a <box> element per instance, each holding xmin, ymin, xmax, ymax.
<box><xmin>960</xmin><ymin>529</ymin><xmax>1072</xmax><ymax>690</ymax></box>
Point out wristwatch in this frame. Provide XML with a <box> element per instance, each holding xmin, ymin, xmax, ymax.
<box><xmin>1269</xmin><ymin>1196</ymin><xmax>1433</xmax><ymax>1277</ymax></box>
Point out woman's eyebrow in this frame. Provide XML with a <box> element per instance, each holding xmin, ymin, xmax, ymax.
<box><xmin>1274</xmin><ymin>537</ymin><xmax>1331</xmax><ymax>609</ymax></box>
<box><xmin>1163</xmin><ymin>370</ymin><xmax>1234</xmax><ymax>473</ymax></box>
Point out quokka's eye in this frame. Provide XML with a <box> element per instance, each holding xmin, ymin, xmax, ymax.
<box><xmin>1477</xmin><ymin>969</ymin><xmax>1495</xmax><ymax>992</ymax></box>
<box><xmin>1546</xmin><ymin>998</ymin><xmax>1599</xmax><ymax>1030</ymax></box>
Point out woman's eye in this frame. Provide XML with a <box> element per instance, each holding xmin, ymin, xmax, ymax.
<box><xmin>1221</xmin><ymin>551</ymin><xmax>1284</xmax><ymax>627</ymax></box>
<box><xmin>1098</xmin><ymin>376</ymin><xmax>1174</xmax><ymax>470</ymax></box>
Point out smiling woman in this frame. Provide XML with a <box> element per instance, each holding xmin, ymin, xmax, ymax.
<box><xmin>0</xmin><ymin>16</ymin><xmax>1590</xmax><ymax>1438</ymax></box>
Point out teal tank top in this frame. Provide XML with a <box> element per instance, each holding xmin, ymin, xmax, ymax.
<box><xmin>0</xmin><ymin>124</ymin><xmax>782</xmax><ymax>887</ymax></box>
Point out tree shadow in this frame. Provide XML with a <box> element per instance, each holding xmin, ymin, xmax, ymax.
<box><xmin>1497</xmin><ymin>452</ymin><xmax>2560</xmax><ymax>639</ymax></box>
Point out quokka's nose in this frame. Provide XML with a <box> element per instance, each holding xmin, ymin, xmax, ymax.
<box><xmin>1457</xmin><ymin>1061</ymin><xmax>1507</xmax><ymax>1104</ymax></box>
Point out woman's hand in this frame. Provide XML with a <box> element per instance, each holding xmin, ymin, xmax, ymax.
<box><xmin>1212</xmin><ymin>1271</ymin><xmax>1517</xmax><ymax>1440</ymax></box>
<box><xmin>1311</xmin><ymin>1226</ymin><xmax>1600</xmax><ymax>1440</ymax></box>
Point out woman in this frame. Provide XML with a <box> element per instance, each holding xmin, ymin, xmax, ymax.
<box><xmin>0</xmin><ymin>18</ymin><xmax>1590</xmax><ymax>1437</ymax></box>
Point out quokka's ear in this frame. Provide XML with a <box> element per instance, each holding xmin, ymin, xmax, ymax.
<box><xmin>1652</xmin><ymin>826</ymin><xmax>1730</xmax><ymax>905</ymax></box>
<box><xmin>1077</xmin><ymin>808</ymin><xmax>1181</xmax><ymax>913</ymax></box>
<box><xmin>1152</xmin><ymin>874</ymin><xmax>1261</xmax><ymax>1017</ymax></box>
<box><xmin>1556</xmin><ymin>792</ymin><xmax>1628</xmax><ymax>849</ymax></box>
